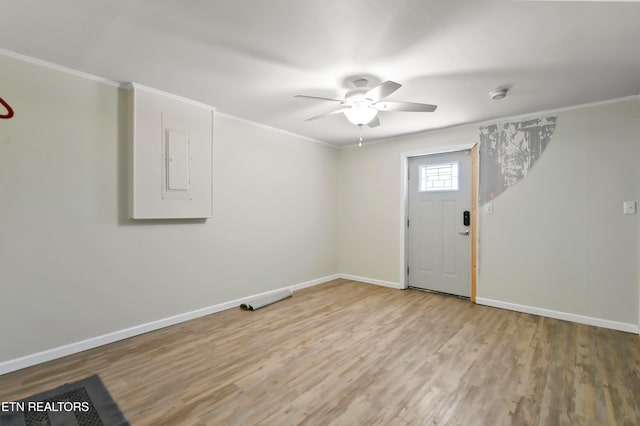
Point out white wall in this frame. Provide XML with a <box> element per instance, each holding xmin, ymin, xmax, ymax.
<box><xmin>339</xmin><ymin>100</ymin><xmax>640</xmax><ymax>329</ymax></box>
<box><xmin>0</xmin><ymin>53</ymin><xmax>339</xmax><ymax>364</ymax></box>
<box><xmin>478</xmin><ymin>101</ymin><xmax>640</xmax><ymax>326</ymax></box>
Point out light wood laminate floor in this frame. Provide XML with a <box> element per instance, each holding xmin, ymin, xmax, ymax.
<box><xmin>1</xmin><ymin>279</ymin><xmax>639</xmax><ymax>425</ymax></box>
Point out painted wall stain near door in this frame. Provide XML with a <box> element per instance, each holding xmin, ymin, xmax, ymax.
<box><xmin>479</xmin><ymin>116</ymin><xmax>557</xmax><ymax>204</ymax></box>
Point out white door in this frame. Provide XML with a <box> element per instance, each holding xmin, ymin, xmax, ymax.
<box><xmin>408</xmin><ymin>151</ymin><xmax>472</xmax><ymax>297</ymax></box>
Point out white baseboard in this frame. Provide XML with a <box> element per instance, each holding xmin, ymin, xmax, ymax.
<box><xmin>291</xmin><ymin>274</ymin><xmax>341</xmax><ymax>291</ymax></box>
<box><xmin>476</xmin><ymin>297</ymin><xmax>639</xmax><ymax>334</ymax></box>
<box><xmin>339</xmin><ymin>274</ymin><xmax>403</xmax><ymax>289</ymax></box>
<box><xmin>0</xmin><ymin>274</ymin><xmax>340</xmax><ymax>376</ymax></box>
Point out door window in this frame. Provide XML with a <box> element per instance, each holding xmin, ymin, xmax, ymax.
<box><xmin>419</xmin><ymin>162</ymin><xmax>459</xmax><ymax>192</ymax></box>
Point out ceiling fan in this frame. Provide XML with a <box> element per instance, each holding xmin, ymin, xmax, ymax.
<box><xmin>295</xmin><ymin>78</ymin><xmax>437</xmax><ymax>128</ymax></box>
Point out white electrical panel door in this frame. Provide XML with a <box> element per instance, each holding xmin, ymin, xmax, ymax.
<box><xmin>131</xmin><ymin>84</ymin><xmax>214</xmax><ymax>219</ymax></box>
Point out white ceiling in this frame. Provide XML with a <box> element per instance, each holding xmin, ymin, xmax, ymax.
<box><xmin>1</xmin><ymin>0</ymin><xmax>640</xmax><ymax>146</ymax></box>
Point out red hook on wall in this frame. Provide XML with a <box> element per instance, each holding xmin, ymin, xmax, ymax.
<box><xmin>0</xmin><ymin>96</ymin><xmax>14</xmax><ymax>119</ymax></box>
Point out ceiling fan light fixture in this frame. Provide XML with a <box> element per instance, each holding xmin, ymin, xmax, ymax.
<box><xmin>344</xmin><ymin>103</ymin><xmax>378</xmax><ymax>125</ymax></box>
<box><xmin>296</xmin><ymin>79</ymin><xmax>437</xmax><ymax>128</ymax></box>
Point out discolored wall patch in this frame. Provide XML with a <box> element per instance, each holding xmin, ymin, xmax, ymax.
<box><xmin>479</xmin><ymin>116</ymin><xmax>557</xmax><ymax>204</ymax></box>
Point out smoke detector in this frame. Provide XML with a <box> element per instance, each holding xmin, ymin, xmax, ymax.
<box><xmin>490</xmin><ymin>88</ymin><xmax>508</xmax><ymax>100</ymax></box>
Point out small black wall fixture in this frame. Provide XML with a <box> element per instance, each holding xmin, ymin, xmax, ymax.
<box><xmin>0</xmin><ymin>96</ymin><xmax>14</xmax><ymax>119</ymax></box>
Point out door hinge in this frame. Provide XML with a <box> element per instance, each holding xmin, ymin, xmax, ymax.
<box><xmin>407</xmin><ymin>218</ymin><xmax>410</xmax><ymax>228</ymax></box>
<box><xmin>407</xmin><ymin>265</ymin><xmax>410</xmax><ymax>275</ymax></box>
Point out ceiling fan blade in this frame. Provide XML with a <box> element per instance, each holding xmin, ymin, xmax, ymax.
<box><xmin>367</xmin><ymin>116</ymin><xmax>380</xmax><ymax>128</ymax></box>
<box><xmin>295</xmin><ymin>94</ymin><xmax>344</xmax><ymax>103</ymax></box>
<box><xmin>364</xmin><ymin>81</ymin><xmax>401</xmax><ymax>101</ymax></box>
<box><xmin>374</xmin><ymin>101</ymin><xmax>437</xmax><ymax>112</ymax></box>
<box><xmin>305</xmin><ymin>107</ymin><xmax>349</xmax><ymax>121</ymax></box>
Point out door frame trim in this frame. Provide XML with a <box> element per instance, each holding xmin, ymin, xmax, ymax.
<box><xmin>400</xmin><ymin>142</ymin><xmax>478</xmax><ymax>301</ymax></box>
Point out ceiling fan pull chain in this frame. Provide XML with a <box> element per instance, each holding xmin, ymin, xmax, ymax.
<box><xmin>358</xmin><ymin>124</ymin><xmax>363</xmax><ymax>147</ymax></box>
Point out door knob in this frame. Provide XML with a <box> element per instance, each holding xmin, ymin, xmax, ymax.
<box><xmin>459</xmin><ymin>230</ymin><xmax>470</xmax><ymax>236</ymax></box>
